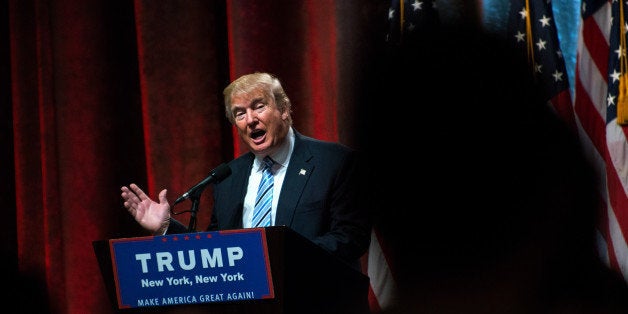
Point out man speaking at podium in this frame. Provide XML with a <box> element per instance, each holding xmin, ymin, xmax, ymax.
<box><xmin>120</xmin><ymin>72</ymin><xmax>371</xmax><ymax>273</ymax></box>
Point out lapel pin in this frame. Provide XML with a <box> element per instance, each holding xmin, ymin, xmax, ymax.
<box><xmin>299</xmin><ymin>169</ymin><xmax>307</xmax><ymax>175</ymax></box>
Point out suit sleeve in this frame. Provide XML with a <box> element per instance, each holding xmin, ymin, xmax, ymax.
<box><xmin>310</xmin><ymin>149</ymin><xmax>372</xmax><ymax>269</ymax></box>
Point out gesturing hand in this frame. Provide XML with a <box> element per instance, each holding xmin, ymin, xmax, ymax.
<box><xmin>120</xmin><ymin>183</ymin><xmax>171</xmax><ymax>235</ymax></box>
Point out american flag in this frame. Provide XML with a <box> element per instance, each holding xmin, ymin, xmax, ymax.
<box><xmin>386</xmin><ymin>0</ymin><xmax>439</xmax><ymax>46</ymax></box>
<box><xmin>367</xmin><ymin>1</ymin><xmax>440</xmax><ymax>312</ymax></box>
<box><xmin>575</xmin><ymin>0</ymin><xmax>628</xmax><ymax>280</ymax></box>
<box><xmin>507</xmin><ymin>0</ymin><xmax>576</xmax><ymax>130</ymax></box>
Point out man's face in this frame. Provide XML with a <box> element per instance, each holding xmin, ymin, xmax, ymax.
<box><xmin>230</xmin><ymin>86</ymin><xmax>289</xmax><ymax>156</ymax></box>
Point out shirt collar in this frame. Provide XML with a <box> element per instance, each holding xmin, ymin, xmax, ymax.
<box><xmin>255</xmin><ymin>127</ymin><xmax>294</xmax><ymax>171</ymax></box>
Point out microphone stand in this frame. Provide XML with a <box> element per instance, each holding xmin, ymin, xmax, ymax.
<box><xmin>187</xmin><ymin>194</ymin><xmax>201</xmax><ymax>232</ymax></box>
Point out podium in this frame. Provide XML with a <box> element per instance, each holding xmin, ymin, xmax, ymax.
<box><xmin>93</xmin><ymin>226</ymin><xmax>370</xmax><ymax>314</ymax></box>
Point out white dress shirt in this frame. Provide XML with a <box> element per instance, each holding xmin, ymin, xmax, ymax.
<box><xmin>242</xmin><ymin>127</ymin><xmax>294</xmax><ymax>228</ymax></box>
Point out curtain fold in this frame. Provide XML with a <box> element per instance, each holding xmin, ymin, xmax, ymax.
<box><xmin>133</xmin><ymin>0</ymin><xmax>231</xmax><ymax>232</ymax></box>
<box><xmin>10</xmin><ymin>0</ymin><xmax>65</xmax><ymax>312</ymax></box>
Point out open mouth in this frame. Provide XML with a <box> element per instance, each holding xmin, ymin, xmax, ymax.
<box><xmin>251</xmin><ymin>129</ymin><xmax>266</xmax><ymax>140</ymax></box>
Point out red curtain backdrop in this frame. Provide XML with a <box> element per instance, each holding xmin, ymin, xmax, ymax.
<box><xmin>2</xmin><ymin>0</ymin><xmax>394</xmax><ymax>313</ymax></box>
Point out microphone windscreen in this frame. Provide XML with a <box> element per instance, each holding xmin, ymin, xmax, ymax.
<box><xmin>212</xmin><ymin>163</ymin><xmax>232</xmax><ymax>181</ymax></box>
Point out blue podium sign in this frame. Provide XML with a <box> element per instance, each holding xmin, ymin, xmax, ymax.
<box><xmin>109</xmin><ymin>228</ymin><xmax>274</xmax><ymax>309</ymax></box>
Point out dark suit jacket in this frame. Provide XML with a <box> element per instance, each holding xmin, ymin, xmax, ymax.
<box><xmin>169</xmin><ymin>130</ymin><xmax>371</xmax><ymax>270</ymax></box>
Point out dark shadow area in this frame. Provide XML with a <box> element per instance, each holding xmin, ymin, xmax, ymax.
<box><xmin>357</xmin><ymin>25</ymin><xmax>628</xmax><ymax>313</ymax></box>
<box><xmin>1</xmin><ymin>249</ymin><xmax>51</xmax><ymax>313</ymax></box>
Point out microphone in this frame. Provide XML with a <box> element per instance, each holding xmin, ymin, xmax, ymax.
<box><xmin>173</xmin><ymin>163</ymin><xmax>232</xmax><ymax>205</ymax></box>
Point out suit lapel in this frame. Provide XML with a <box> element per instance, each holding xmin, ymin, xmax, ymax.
<box><xmin>275</xmin><ymin>134</ymin><xmax>313</xmax><ymax>226</ymax></box>
<box><xmin>226</xmin><ymin>153</ymin><xmax>254</xmax><ymax>229</ymax></box>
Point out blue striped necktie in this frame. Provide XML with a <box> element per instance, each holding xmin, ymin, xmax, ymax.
<box><xmin>252</xmin><ymin>156</ymin><xmax>274</xmax><ymax>227</ymax></box>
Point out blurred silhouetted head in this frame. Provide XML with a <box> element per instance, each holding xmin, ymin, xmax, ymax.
<box><xmin>360</xmin><ymin>26</ymin><xmax>601</xmax><ymax>293</ymax></box>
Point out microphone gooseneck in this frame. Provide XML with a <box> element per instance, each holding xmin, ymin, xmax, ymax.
<box><xmin>173</xmin><ymin>163</ymin><xmax>232</xmax><ymax>205</ymax></box>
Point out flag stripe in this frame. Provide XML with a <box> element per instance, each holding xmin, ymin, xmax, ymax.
<box><xmin>553</xmin><ymin>90</ymin><xmax>577</xmax><ymax>129</ymax></box>
<box><xmin>607</xmin><ymin>199</ymin><xmax>628</xmax><ymax>279</ymax></box>
<box><xmin>367</xmin><ymin>229</ymin><xmax>397</xmax><ymax>310</ymax></box>
<box><xmin>576</xmin><ymin>0</ymin><xmax>628</xmax><ymax>282</ymax></box>
<box><xmin>583</xmin><ymin>10</ymin><xmax>610</xmax><ymax>74</ymax></box>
